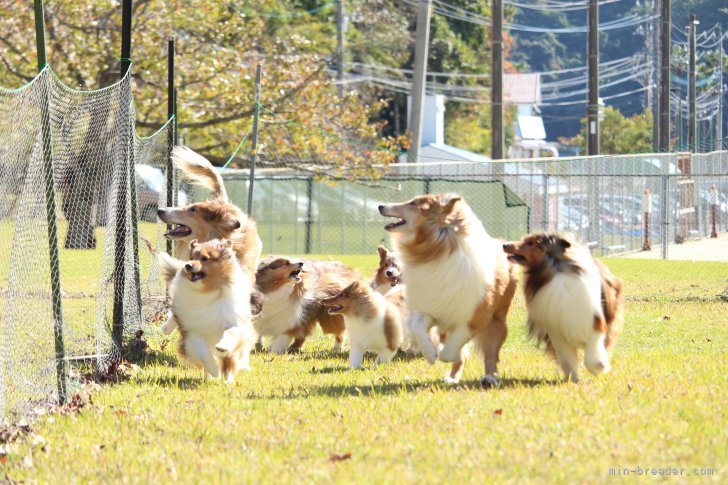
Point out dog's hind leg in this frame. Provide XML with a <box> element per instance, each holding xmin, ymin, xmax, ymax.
<box><xmin>477</xmin><ymin>316</ymin><xmax>508</xmax><ymax>388</ymax></box>
<box><xmin>184</xmin><ymin>334</ymin><xmax>220</xmax><ymax>379</ymax></box>
<box><xmin>375</xmin><ymin>348</ymin><xmax>396</xmax><ymax>366</ymax></box>
<box><xmin>349</xmin><ymin>346</ymin><xmax>365</xmax><ymax>369</ymax></box>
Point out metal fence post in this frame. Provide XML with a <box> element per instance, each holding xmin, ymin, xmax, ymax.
<box><xmin>34</xmin><ymin>0</ymin><xmax>67</xmax><ymax>404</ymax></box>
<box><xmin>304</xmin><ymin>176</ymin><xmax>313</xmax><ymax>254</ymax></box>
<box><xmin>166</xmin><ymin>35</ymin><xmax>176</xmax><ymax>254</ymax></box>
<box><xmin>247</xmin><ymin>63</ymin><xmax>263</xmax><ymax>217</ymax></box>
<box><xmin>541</xmin><ymin>173</ymin><xmax>549</xmax><ymax>231</ymax></box>
<box><xmin>660</xmin><ymin>156</ymin><xmax>670</xmax><ymax>259</ymax></box>
<box><xmin>112</xmin><ymin>0</ymin><xmax>134</xmax><ymax>353</ymax></box>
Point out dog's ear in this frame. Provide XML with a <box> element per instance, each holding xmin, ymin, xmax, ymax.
<box><xmin>440</xmin><ymin>193</ymin><xmax>462</xmax><ymax>213</ymax></box>
<box><xmin>377</xmin><ymin>245</ymin><xmax>388</xmax><ymax>260</ymax></box>
<box><xmin>558</xmin><ymin>237</ymin><xmax>571</xmax><ymax>250</ymax></box>
<box><xmin>343</xmin><ymin>280</ymin><xmax>360</xmax><ymax>294</ymax></box>
<box><xmin>223</xmin><ymin>219</ymin><xmax>241</xmax><ymax>231</ymax></box>
<box><xmin>189</xmin><ymin>239</ymin><xmax>198</xmax><ymax>250</ymax></box>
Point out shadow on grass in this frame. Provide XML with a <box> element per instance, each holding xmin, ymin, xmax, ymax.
<box><xmin>137</xmin><ymin>373</ymin><xmax>203</xmax><ymax>390</ymax></box>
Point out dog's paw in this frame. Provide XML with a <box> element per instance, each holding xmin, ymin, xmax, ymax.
<box><xmin>214</xmin><ymin>345</ymin><xmax>230</xmax><ymax>357</ymax></box>
<box><xmin>267</xmin><ymin>336</ymin><xmax>290</xmax><ymax>354</ymax></box>
<box><xmin>480</xmin><ymin>374</ymin><xmax>500</xmax><ymax>389</ymax></box>
<box><xmin>421</xmin><ymin>345</ymin><xmax>437</xmax><ymax>365</ymax></box>
<box><xmin>444</xmin><ymin>374</ymin><xmax>460</xmax><ymax>385</ymax></box>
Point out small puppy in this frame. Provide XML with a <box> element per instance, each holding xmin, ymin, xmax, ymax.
<box><xmin>158</xmin><ymin>239</ymin><xmax>257</xmax><ymax>383</ymax></box>
<box><xmin>254</xmin><ymin>256</ymin><xmax>358</xmax><ymax>353</ymax></box>
<box><xmin>323</xmin><ymin>280</ymin><xmax>403</xmax><ymax>369</ymax></box>
<box><xmin>370</xmin><ymin>245</ymin><xmax>402</xmax><ymax>295</ymax></box>
<box><xmin>503</xmin><ymin>233</ymin><xmax>624</xmax><ymax>382</ymax></box>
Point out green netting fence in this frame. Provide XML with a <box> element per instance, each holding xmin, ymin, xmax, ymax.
<box><xmin>0</xmin><ymin>66</ymin><xmax>173</xmax><ymax>421</ymax></box>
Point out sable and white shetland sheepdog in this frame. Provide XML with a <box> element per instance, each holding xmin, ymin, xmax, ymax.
<box><xmin>323</xmin><ymin>280</ymin><xmax>404</xmax><ymax>369</ymax></box>
<box><xmin>254</xmin><ymin>256</ymin><xmax>358</xmax><ymax>354</ymax></box>
<box><xmin>158</xmin><ymin>239</ymin><xmax>257</xmax><ymax>383</ymax></box>
<box><xmin>502</xmin><ymin>233</ymin><xmax>624</xmax><ymax>382</ymax></box>
<box><xmin>370</xmin><ymin>245</ymin><xmax>402</xmax><ymax>295</ymax></box>
<box><xmin>379</xmin><ymin>193</ymin><xmax>518</xmax><ymax>387</ymax></box>
<box><xmin>157</xmin><ymin>147</ymin><xmax>262</xmax><ymax>276</ymax></box>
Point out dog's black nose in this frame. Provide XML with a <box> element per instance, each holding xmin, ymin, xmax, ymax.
<box><xmin>184</xmin><ymin>263</ymin><xmax>192</xmax><ymax>271</ymax></box>
<box><xmin>157</xmin><ymin>208</ymin><xmax>165</xmax><ymax>216</ymax></box>
<box><xmin>297</xmin><ymin>262</ymin><xmax>304</xmax><ymax>268</ymax></box>
<box><xmin>378</xmin><ymin>205</ymin><xmax>384</xmax><ymax>213</ymax></box>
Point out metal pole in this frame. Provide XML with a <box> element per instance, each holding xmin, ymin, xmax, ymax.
<box><xmin>659</xmin><ymin>0</ymin><xmax>671</xmax><ymax>151</ymax></box>
<box><xmin>336</xmin><ymin>0</ymin><xmax>345</xmax><ymax>98</ymax></box>
<box><xmin>304</xmin><ymin>177</ymin><xmax>313</xmax><ymax>254</ymax></box>
<box><xmin>587</xmin><ymin>0</ymin><xmax>600</xmax><ymax>155</ymax></box>
<box><xmin>247</xmin><ymin>62</ymin><xmax>263</xmax><ymax>217</ymax></box>
<box><xmin>492</xmin><ymin>0</ymin><xmax>504</xmax><ymax>160</ymax></box>
<box><xmin>112</xmin><ymin>0</ymin><xmax>134</xmax><ymax>353</ymax></box>
<box><xmin>688</xmin><ymin>13</ymin><xmax>697</xmax><ymax>152</ymax></box>
<box><xmin>651</xmin><ymin>0</ymin><xmax>660</xmax><ymax>149</ymax></box>
<box><xmin>718</xmin><ymin>26</ymin><xmax>724</xmax><ymax>146</ymax></box>
<box><xmin>407</xmin><ymin>0</ymin><xmax>433</xmax><ymax>163</ymax></box>
<box><xmin>34</xmin><ymin>0</ymin><xmax>67</xmax><ymax>405</ymax></box>
<box><xmin>166</xmin><ymin>35</ymin><xmax>175</xmax><ymax>254</ymax></box>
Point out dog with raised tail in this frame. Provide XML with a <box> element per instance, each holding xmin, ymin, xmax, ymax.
<box><xmin>158</xmin><ymin>238</ymin><xmax>257</xmax><ymax>383</ymax></box>
<box><xmin>379</xmin><ymin>193</ymin><xmax>518</xmax><ymax>387</ymax></box>
<box><xmin>503</xmin><ymin>233</ymin><xmax>624</xmax><ymax>382</ymax></box>
<box><xmin>323</xmin><ymin>280</ymin><xmax>403</xmax><ymax>369</ymax></box>
<box><xmin>157</xmin><ymin>146</ymin><xmax>262</xmax><ymax>276</ymax></box>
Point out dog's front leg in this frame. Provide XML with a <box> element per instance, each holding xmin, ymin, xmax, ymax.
<box><xmin>185</xmin><ymin>334</ymin><xmax>220</xmax><ymax>378</ymax></box>
<box><xmin>268</xmin><ymin>334</ymin><xmax>292</xmax><ymax>354</ymax></box>
<box><xmin>349</xmin><ymin>346</ymin><xmax>365</xmax><ymax>369</ymax></box>
<box><xmin>160</xmin><ymin>311</ymin><xmax>178</xmax><ymax>335</ymax></box>
<box><xmin>438</xmin><ymin>325</ymin><xmax>471</xmax><ymax>363</ymax></box>
<box><xmin>410</xmin><ymin>312</ymin><xmax>437</xmax><ymax>364</ymax></box>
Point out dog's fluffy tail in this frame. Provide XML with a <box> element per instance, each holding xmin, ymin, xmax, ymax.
<box><xmin>172</xmin><ymin>146</ymin><xmax>228</xmax><ymax>201</ymax></box>
<box><xmin>158</xmin><ymin>252</ymin><xmax>184</xmax><ymax>285</ymax></box>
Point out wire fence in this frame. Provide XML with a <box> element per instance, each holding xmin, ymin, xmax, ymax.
<box><xmin>0</xmin><ymin>66</ymin><xmax>173</xmax><ymax>421</ymax></box>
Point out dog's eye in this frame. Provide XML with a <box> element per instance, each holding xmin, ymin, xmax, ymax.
<box><xmin>201</xmin><ymin>256</ymin><xmax>208</xmax><ymax>262</ymax></box>
<box><xmin>410</xmin><ymin>200</ymin><xmax>416</xmax><ymax>206</ymax></box>
<box><xmin>189</xmin><ymin>207</ymin><xmax>196</xmax><ymax>212</ymax></box>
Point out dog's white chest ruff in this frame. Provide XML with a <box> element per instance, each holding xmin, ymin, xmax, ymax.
<box><xmin>171</xmin><ymin>273</ymin><xmax>250</xmax><ymax>344</ymax></box>
<box><xmin>401</xmin><ymin>229</ymin><xmax>498</xmax><ymax>329</ymax></box>
<box><xmin>346</xmin><ymin>295</ymin><xmax>389</xmax><ymax>352</ymax></box>
<box><xmin>527</xmin><ymin>269</ymin><xmax>602</xmax><ymax>346</ymax></box>
<box><xmin>254</xmin><ymin>284</ymin><xmax>304</xmax><ymax>336</ymax></box>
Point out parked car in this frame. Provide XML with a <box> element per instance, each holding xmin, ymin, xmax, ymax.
<box><xmin>136</xmin><ymin>165</ymin><xmax>187</xmax><ymax>222</ymax></box>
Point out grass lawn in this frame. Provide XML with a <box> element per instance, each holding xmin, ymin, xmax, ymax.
<box><xmin>1</xmin><ymin>257</ymin><xmax>727</xmax><ymax>483</ymax></box>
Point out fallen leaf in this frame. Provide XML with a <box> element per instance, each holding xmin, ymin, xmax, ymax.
<box><xmin>493</xmin><ymin>409</ymin><xmax>503</xmax><ymax>416</ymax></box>
<box><xmin>329</xmin><ymin>452</ymin><xmax>352</xmax><ymax>462</ymax></box>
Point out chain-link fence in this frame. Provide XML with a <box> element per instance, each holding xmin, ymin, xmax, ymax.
<box><xmin>217</xmin><ymin>150</ymin><xmax>728</xmax><ymax>262</ymax></box>
<box><xmin>0</xmin><ymin>67</ymin><xmax>172</xmax><ymax>422</ymax></box>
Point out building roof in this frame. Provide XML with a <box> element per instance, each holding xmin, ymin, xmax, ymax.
<box><xmin>504</xmin><ymin>73</ymin><xmax>541</xmax><ymax>105</ymax></box>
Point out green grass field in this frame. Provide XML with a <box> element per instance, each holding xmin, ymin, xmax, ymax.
<box><xmin>1</xmin><ymin>256</ymin><xmax>727</xmax><ymax>483</ymax></box>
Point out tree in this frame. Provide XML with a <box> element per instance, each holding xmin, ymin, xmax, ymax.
<box><xmin>0</xmin><ymin>0</ymin><xmax>401</xmax><ymax>248</ymax></box>
<box><xmin>559</xmin><ymin>107</ymin><xmax>654</xmax><ymax>155</ymax></box>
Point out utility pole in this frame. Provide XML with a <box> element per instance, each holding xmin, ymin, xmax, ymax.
<box><xmin>688</xmin><ymin>13</ymin><xmax>698</xmax><ymax>151</ymax></box>
<box><xmin>659</xmin><ymin>0</ymin><xmax>671</xmax><ymax>150</ymax></box>
<box><xmin>336</xmin><ymin>0</ymin><xmax>345</xmax><ymax>98</ymax></box>
<box><xmin>408</xmin><ymin>0</ymin><xmax>433</xmax><ymax>163</ymax></box>
<box><xmin>492</xmin><ymin>0</ymin><xmax>504</xmax><ymax>160</ymax></box>
<box><xmin>718</xmin><ymin>26</ymin><xmax>724</xmax><ymax>146</ymax></box>
<box><xmin>651</xmin><ymin>0</ymin><xmax>660</xmax><ymax>149</ymax></box>
<box><xmin>587</xmin><ymin>0</ymin><xmax>599</xmax><ymax>155</ymax></box>
<box><xmin>247</xmin><ymin>62</ymin><xmax>263</xmax><ymax>217</ymax></box>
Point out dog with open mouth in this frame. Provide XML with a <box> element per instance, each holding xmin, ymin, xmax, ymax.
<box><xmin>370</xmin><ymin>245</ymin><xmax>402</xmax><ymax>295</ymax></box>
<box><xmin>379</xmin><ymin>193</ymin><xmax>518</xmax><ymax>387</ymax></box>
<box><xmin>157</xmin><ymin>239</ymin><xmax>257</xmax><ymax>383</ymax></box>
<box><xmin>323</xmin><ymin>280</ymin><xmax>403</xmax><ymax>369</ymax></box>
<box><xmin>254</xmin><ymin>256</ymin><xmax>358</xmax><ymax>354</ymax></box>
<box><xmin>157</xmin><ymin>146</ymin><xmax>262</xmax><ymax>277</ymax></box>
<box><xmin>503</xmin><ymin>233</ymin><xmax>624</xmax><ymax>382</ymax></box>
